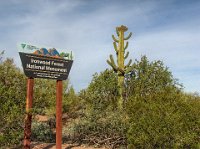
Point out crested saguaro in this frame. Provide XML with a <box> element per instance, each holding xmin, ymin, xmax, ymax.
<box><xmin>107</xmin><ymin>25</ymin><xmax>134</xmax><ymax>109</ymax></box>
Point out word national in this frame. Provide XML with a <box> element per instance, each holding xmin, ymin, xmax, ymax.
<box><xmin>26</xmin><ymin>58</ymin><xmax>67</xmax><ymax>73</ymax></box>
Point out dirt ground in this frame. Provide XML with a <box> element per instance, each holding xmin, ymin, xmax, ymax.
<box><xmin>30</xmin><ymin>115</ymin><xmax>107</xmax><ymax>149</ymax></box>
<box><xmin>31</xmin><ymin>142</ymin><xmax>106</xmax><ymax>149</ymax></box>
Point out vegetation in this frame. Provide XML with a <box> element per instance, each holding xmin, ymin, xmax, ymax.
<box><xmin>65</xmin><ymin>56</ymin><xmax>200</xmax><ymax>148</ymax></box>
<box><xmin>31</xmin><ymin>121</ymin><xmax>55</xmax><ymax>143</ymax></box>
<box><xmin>0</xmin><ymin>54</ymin><xmax>26</xmax><ymax>146</ymax></box>
<box><xmin>107</xmin><ymin>25</ymin><xmax>133</xmax><ymax>109</ymax></box>
<box><xmin>0</xmin><ymin>52</ymin><xmax>75</xmax><ymax>147</ymax></box>
<box><xmin>0</xmin><ymin>51</ymin><xmax>200</xmax><ymax>148</ymax></box>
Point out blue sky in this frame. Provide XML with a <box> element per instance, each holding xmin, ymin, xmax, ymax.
<box><xmin>0</xmin><ymin>0</ymin><xmax>200</xmax><ymax>93</ymax></box>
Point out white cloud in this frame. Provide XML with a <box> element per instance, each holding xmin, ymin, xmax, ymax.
<box><xmin>0</xmin><ymin>0</ymin><xmax>200</xmax><ymax>92</ymax></box>
<box><xmin>131</xmin><ymin>27</ymin><xmax>200</xmax><ymax>93</ymax></box>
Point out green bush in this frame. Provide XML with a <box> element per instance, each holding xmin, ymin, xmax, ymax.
<box><xmin>74</xmin><ymin>56</ymin><xmax>200</xmax><ymax>148</ymax></box>
<box><xmin>0</xmin><ymin>53</ymin><xmax>78</xmax><ymax>147</ymax></box>
<box><xmin>72</xmin><ymin>109</ymin><xmax>128</xmax><ymax>148</ymax></box>
<box><xmin>125</xmin><ymin>56</ymin><xmax>182</xmax><ymax>98</ymax></box>
<box><xmin>31</xmin><ymin>121</ymin><xmax>55</xmax><ymax>142</ymax></box>
<box><xmin>1</xmin><ymin>52</ymin><xmax>199</xmax><ymax>148</ymax></box>
<box><xmin>68</xmin><ymin>69</ymin><xmax>125</xmax><ymax>148</ymax></box>
<box><xmin>85</xmin><ymin>69</ymin><xmax>118</xmax><ymax>109</ymax></box>
<box><xmin>0</xmin><ymin>57</ymin><xmax>26</xmax><ymax>146</ymax></box>
<box><xmin>125</xmin><ymin>56</ymin><xmax>200</xmax><ymax>148</ymax></box>
<box><xmin>63</xmin><ymin>86</ymin><xmax>82</xmax><ymax>117</ymax></box>
<box><xmin>126</xmin><ymin>91</ymin><xmax>200</xmax><ymax>148</ymax></box>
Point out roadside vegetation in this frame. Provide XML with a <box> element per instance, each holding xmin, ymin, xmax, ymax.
<box><xmin>0</xmin><ymin>52</ymin><xmax>199</xmax><ymax>148</ymax></box>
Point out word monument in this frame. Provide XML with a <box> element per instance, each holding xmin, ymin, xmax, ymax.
<box><xmin>18</xmin><ymin>43</ymin><xmax>73</xmax><ymax>149</ymax></box>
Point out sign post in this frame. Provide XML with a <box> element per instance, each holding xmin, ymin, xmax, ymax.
<box><xmin>18</xmin><ymin>43</ymin><xmax>73</xmax><ymax>149</ymax></box>
<box><xmin>24</xmin><ymin>78</ymin><xmax>34</xmax><ymax>149</ymax></box>
<box><xmin>56</xmin><ymin>80</ymin><xmax>62</xmax><ymax>149</ymax></box>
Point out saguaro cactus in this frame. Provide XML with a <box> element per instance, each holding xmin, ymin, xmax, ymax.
<box><xmin>107</xmin><ymin>25</ymin><xmax>134</xmax><ymax>109</ymax></box>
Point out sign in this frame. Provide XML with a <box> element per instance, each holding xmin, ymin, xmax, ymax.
<box><xmin>18</xmin><ymin>43</ymin><xmax>73</xmax><ymax>80</ymax></box>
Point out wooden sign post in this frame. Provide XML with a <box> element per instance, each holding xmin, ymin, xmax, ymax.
<box><xmin>18</xmin><ymin>43</ymin><xmax>73</xmax><ymax>149</ymax></box>
<box><xmin>24</xmin><ymin>78</ymin><xmax>34</xmax><ymax>149</ymax></box>
<box><xmin>56</xmin><ymin>80</ymin><xmax>63</xmax><ymax>149</ymax></box>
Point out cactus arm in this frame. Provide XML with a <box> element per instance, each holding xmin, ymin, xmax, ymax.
<box><xmin>107</xmin><ymin>60</ymin><xmax>117</xmax><ymax>72</ymax></box>
<box><xmin>124</xmin><ymin>51</ymin><xmax>129</xmax><ymax>59</ymax></box>
<box><xmin>124</xmin><ymin>42</ymin><xmax>129</xmax><ymax>50</ymax></box>
<box><xmin>116</xmin><ymin>28</ymin><xmax>119</xmax><ymax>36</ymax></box>
<box><xmin>113</xmin><ymin>42</ymin><xmax>118</xmax><ymax>54</ymax></box>
<box><xmin>125</xmin><ymin>59</ymin><xmax>132</xmax><ymax>68</ymax></box>
<box><xmin>112</xmin><ymin>35</ymin><xmax>119</xmax><ymax>42</ymax></box>
<box><xmin>107</xmin><ymin>54</ymin><xmax>118</xmax><ymax>72</ymax></box>
<box><xmin>124</xmin><ymin>32</ymin><xmax>132</xmax><ymax>40</ymax></box>
<box><xmin>109</xmin><ymin>54</ymin><xmax>115</xmax><ymax>65</ymax></box>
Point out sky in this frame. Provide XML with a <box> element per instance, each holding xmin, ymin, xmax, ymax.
<box><xmin>0</xmin><ymin>0</ymin><xmax>200</xmax><ymax>93</ymax></box>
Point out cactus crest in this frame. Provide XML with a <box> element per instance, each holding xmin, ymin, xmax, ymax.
<box><xmin>107</xmin><ymin>25</ymin><xmax>134</xmax><ymax>109</ymax></box>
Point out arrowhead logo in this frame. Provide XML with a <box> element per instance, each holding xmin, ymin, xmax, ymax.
<box><xmin>21</xmin><ymin>44</ymin><xmax>26</xmax><ymax>49</ymax></box>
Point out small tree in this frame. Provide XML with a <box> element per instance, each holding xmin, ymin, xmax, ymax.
<box><xmin>125</xmin><ymin>55</ymin><xmax>182</xmax><ymax>98</ymax></box>
<box><xmin>0</xmin><ymin>56</ymin><xmax>26</xmax><ymax>146</ymax></box>
<box><xmin>85</xmin><ymin>69</ymin><xmax>118</xmax><ymax>109</ymax></box>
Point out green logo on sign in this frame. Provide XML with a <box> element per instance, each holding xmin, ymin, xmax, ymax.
<box><xmin>21</xmin><ymin>44</ymin><xmax>26</xmax><ymax>49</ymax></box>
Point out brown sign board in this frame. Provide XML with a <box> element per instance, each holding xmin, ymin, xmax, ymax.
<box><xmin>19</xmin><ymin>52</ymin><xmax>73</xmax><ymax>80</ymax></box>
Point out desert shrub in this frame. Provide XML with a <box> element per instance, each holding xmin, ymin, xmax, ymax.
<box><xmin>84</xmin><ymin>69</ymin><xmax>118</xmax><ymax>109</ymax></box>
<box><xmin>72</xmin><ymin>109</ymin><xmax>128</xmax><ymax>148</ymax></box>
<box><xmin>63</xmin><ymin>86</ymin><xmax>82</xmax><ymax>117</ymax></box>
<box><xmin>126</xmin><ymin>90</ymin><xmax>200</xmax><ymax>148</ymax></box>
<box><xmin>125</xmin><ymin>56</ymin><xmax>182</xmax><ymax>98</ymax></box>
<box><xmin>31</xmin><ymin>120</ymin><xmax>55</xmax><ymax>142</ymax></box>
<box><xmin>33</xmin><ymin>79</ymin><xmax>56</xmax><ymax>115</ymax></box>
<box><xmin>33</xmin><ymin>79</ymin><xmax>69</xmax><ymax>115</ymax></box>
<box><xmin>33</xmin><ymin>79</ymin><xmax>78</xmax><ymax>117</ymax></box>
<box><xmin>125</xmin><ymin>56</ymin><xmax>200</xmax><ymax>148</ymax></box>
<box><xmin>0</xmin><ymin>52</ymin><xmax>79</xmax><ymax>147</ymax></box>
<box><xmin>66</xmin><ymin>69</ymin><xmax>126</xmax><ymax>148</ymax></box>
<box><xmin>0</xmin><ymin>57</ymin><xmax>26</xmax><ymax>146</ymax></box>
<box><xmin>73</xmin><ymin>56</ymin><xmax>200</xmax><ymax>148</ymax></box>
